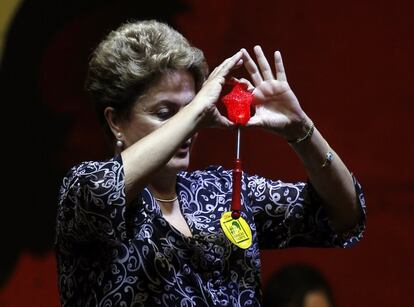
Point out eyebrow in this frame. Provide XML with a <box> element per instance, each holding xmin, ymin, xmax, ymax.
<box><xmin>154</xmin><ymin>99</ymin><xmax>192</xmax><ymax>107</ymax></box>
<box><xmin>141</xmin><ymin>99</ymin><xmax>188</xmax><ymax>113</ymax></box>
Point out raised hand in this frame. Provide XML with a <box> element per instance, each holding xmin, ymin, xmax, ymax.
<box><xmin>241</xmin><ymin>46</ymin><xmax>311</xmax><ymax>140</ymax></box>
<box><xmin>194</xmin><ymin>51</ymin><xmax>243</xmax><ymax>128</ymax></box>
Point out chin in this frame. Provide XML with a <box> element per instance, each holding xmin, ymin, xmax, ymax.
<box><xmin>165</xmin><ymin>153</ymin><xmax>190</xmax><ymax>174</ymax></box>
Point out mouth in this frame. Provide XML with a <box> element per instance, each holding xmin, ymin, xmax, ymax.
<box><xmin>181</xmin><ymin>140</ymin><xmax>191</xmax><ymax>149</ymax></box>
<box><xmin>176</xmin><ymin>139</ymin><xmax>192</xmax><ymax>156</ymax></box>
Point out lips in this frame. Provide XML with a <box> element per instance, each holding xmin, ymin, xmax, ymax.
<box><xmin>180</xmin><ymin>140</ymin><xmax>191</xmax><ymax>150</ymax></box>
<box><xmin>176</xmin><ymin>139</ymin><xmax>192</xmax><ymax>155</ymax></box>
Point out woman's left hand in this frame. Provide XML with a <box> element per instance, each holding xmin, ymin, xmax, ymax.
<box><xmin>241</xmin><ymin>46</ymin><xmax>311</xmax><ymax>140</ymax></box>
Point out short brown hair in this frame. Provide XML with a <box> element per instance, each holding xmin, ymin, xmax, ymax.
<box><xmin>85</xmin><ymin>19</ymin><xmax>208</xmax><ymax>137</ymax></box>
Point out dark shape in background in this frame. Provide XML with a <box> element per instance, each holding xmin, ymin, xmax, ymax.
<box><xmin>1</xmin><ymin>1</ymin><xmax>414</xmax><ymax>306</ymax></box>
<box><xmin>263</xmin><ymin>263</ymin><xmax>335</xmax><ymax>307</ymax></box>
<box><xmin>0</xmin><ymin>0</ymin><xmax>186</xmax><ymax>288</ymax></box>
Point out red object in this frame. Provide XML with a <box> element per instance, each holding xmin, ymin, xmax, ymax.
<box><xmin>222</xmin><ymin>83</ymin><xmax>253</xmax><ymax>125</ymax></box>
<box><xmin>231</xmin><ymin>158</ymin><xmax>242</xmax><ymax>219</ymax></box>
<box><xmin>222</xmin><ymin>83</ymin><xmax>253</xmax><ymax>218</ymax></box>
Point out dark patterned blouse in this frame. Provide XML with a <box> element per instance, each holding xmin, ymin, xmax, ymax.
<box><xmin>55</xmin><ymin>155</ymin><xmax>366</xmax><ymax>306</ymax></box>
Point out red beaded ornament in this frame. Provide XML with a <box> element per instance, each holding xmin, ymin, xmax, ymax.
<box><xmin>222</xmin><ymin>83</ymin><xmax>253</xmax><ymax>125</ymax></box>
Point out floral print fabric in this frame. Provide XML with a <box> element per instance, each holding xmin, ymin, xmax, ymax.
<box><xmin>55</xmin><ymin>155</ymin><xmax>366</xmax><ymax>306</ymax></box>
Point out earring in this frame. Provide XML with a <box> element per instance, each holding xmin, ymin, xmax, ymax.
<box><xmin>116</xmin><ymin>132</ymin><xmax>124</xmax><ymax>148</ymax></box>
<box><xmin>116</xmin><ymin>140</ymin><xmax>124</xmax><ymax>148</ymax></box>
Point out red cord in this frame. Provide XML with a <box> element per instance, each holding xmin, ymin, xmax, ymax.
<box><xmin>231</xmin><ymin>158</ymin><xmax>242</xmax><ymax>219</ymax></box>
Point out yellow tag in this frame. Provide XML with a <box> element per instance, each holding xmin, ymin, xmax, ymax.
<box><xmin>220</xmin><ymin>211</ymin><xmax>252</xmax><ymax>249</ymax></box>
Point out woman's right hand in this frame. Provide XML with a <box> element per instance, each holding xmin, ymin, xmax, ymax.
<box><xmin>192</xmin><ymin>50</ymin><xmax>243</xmax><ymax>128</ymax></box>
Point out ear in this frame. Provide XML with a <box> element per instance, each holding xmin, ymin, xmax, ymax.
<box><xmin>104</xmin><ymin>107</ymin><xmax>123</xmax><ymax>138</ymax></box>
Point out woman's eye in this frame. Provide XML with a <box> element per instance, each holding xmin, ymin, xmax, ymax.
<box><xmin>155</xmin><ymin>109</ymin><xmax>173</xmax><ymax>120</ymax></box>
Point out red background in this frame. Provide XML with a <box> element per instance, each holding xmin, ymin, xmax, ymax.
<box><xmin>0</xmin><ymin>0</ymin><xmax>413</xmax><ymax>306</ymax></box>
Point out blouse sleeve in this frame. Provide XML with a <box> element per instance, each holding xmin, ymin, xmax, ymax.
<box><xmin>244</xmin><ymin>172</ymin><xmax>366</xmax><ymax>249</ymax></box>
<box><xmin>56</xmin><ymin>155</ymin><xmax>131</xmax><ymax>244</ymax></box>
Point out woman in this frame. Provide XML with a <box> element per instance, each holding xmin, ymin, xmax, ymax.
<box><xmin>55</xmin><ymin>20</ymin><xmax>366</xmax><ymax>306</ymax></box>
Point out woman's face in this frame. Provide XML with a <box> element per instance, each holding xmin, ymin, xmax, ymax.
<box><xmin>120</xmin><ymin>69</ymin><xmax>196</xmax><ymax>173</ymax></box>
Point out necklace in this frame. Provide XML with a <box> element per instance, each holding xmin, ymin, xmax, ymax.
<box><xmin>153</xmin><ymin>195</ymin><xmax>178</xmax><ymax>203</ymax></box>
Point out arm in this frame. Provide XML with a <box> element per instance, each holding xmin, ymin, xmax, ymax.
<box><xmin>244</xmin><ymin>171</ymin><xmax>365</xmax><ymax>248</ymax></box>
<box><xmin>241</xmin><ymin>46</ymin><xmax>362</xmax><ymax>233</ymax></box>
<box><xmin>57</xmin><ymin>52</ymin><xmax>244</xmax><ymax>243</ymax></box>
<box><xmin>121</xmin><ymin>51</ymin><xmax>243</xmax><ymax>204</ymax></box>
<box><xmin>288</xmin><ymin>126</ymin><xmax>361</xmax><ymax>232</ymax></box>
<box><xmin>56</xmin><ymin>157</ymin><xmax>129</xmax><ymax>243</ymax></box>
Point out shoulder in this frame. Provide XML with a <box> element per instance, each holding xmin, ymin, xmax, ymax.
<box><xmin>61</xmin><ymin>155</ymin><xmax>123</xmax><ymax>188</ymax></box>
<box><xmin>178</xmin><ymin>165</ymin><xmax>232</xmax><ymax>181</ymax></box>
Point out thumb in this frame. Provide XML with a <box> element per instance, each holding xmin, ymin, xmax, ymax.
<box><xmin>245</xmin><ymin>115</ymin><xmax>261</xmax><ymax>128</ymax></box>
<box><xmin>211</xmin><ymin>108</ymin><xmax>235</xmax><ymax>128</ymax></box>
<box><xmin>215</xmin><ymin>114</ymin><xmax>235</xmax><ymax>128</ymax></box>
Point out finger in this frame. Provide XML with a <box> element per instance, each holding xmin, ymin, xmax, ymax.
<box><xmin>215</xmin><ymin>51</ymin><xmax>243</xmax><ymax>77</ymax></box>
<box><xmin>228</xmin><ymin>77</ymin><xmax>253</xmax><ymax>88</ymax></box>
<box><xmin>225</xmin><ymin>78</ymin><xmax>238</xmax><ymax>86</ymax></box>
<box><xmin>245</xmin><ymin>115</ymin><xmax>261</xmax><ymax>128</ymax></box>
<box><xmin>274</xmin><ymin>51</ymin><xmax>287</xmax><ymax>81</ymax></box>
<box><xmin>216</xmin><ymin>116</ymin><xmax>234</xmax><ymax>128</ymax></box>
<box><xmin>207</xmin><ymin>55</ymin><xmax>241</xmax><ymax>87</ymax></box>
<box><xmin>212</xmin><ymin>109</ymin><xmax>235</xmax><ymax>128</ymax></box>
<box><xmin>236</xmin><ymin>77</ymin><xmax>255</xmax><ymax>92</ymax></box>
<box><xmin>241</xmin><ymin>48</ymin><xmax>263</xmax><ymax>86</ymax></box>
<box><xmin>253</xmin><ymin>45</ymin><xmax>274</xmax><ymax>80</ymax></box>
<box><xmin>234</xmin><ymin>59</ymin><xmax>244</xmax><ymax>69</ymax></box>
